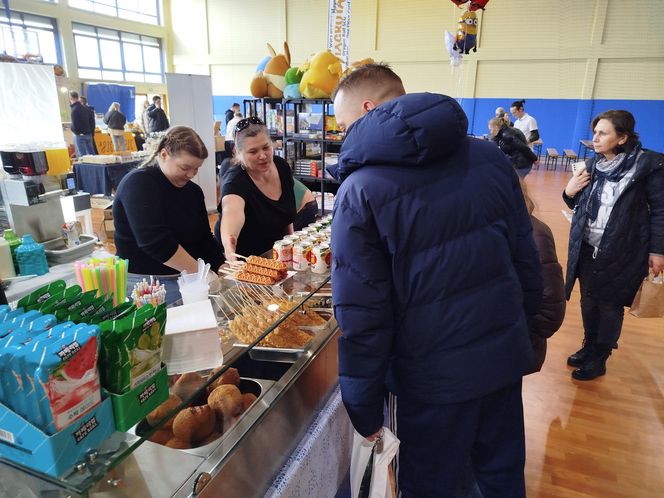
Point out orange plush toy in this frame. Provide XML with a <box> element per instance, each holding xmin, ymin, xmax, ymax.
<box><xmin>250</xmin><ymin>42</ymin><xmax>291</xmax><ymax>99</ymax></box>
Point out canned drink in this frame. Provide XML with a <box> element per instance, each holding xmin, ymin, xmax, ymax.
<box><xmin>272</xmin><ymin>240</ymin><xmax>293</xmax><ymax>268</ymax></box>
<box><xmin>293</xmin><ymin>230</ymin><xmax>307</xmax><ymax>238</ymax></box>
<box><xmin>304</xmin><ymin>226</ymin><xmax>317</xmax><ymax>235</ymax></box>
<box><xmin>311</xmin><ymin>232</ymin><xmax>326</xmax><ymax>244</ymax></box>
<box><xmin>311</xmin><ymin>244</ymin><xmax>331</xmax><ymax>274</ymax></box>
<box><xmin>293</xmin><ymin>240</ymin><xmax>313</xmax><ymax>271</ymax></box>
<box><xmin>302</xmin><ymin>236</ymin><xmax>319</xmax><ymax>247</ymax></box>
<box><xmin>312</xmin><ymin>222</ymin><xmax>324</xmax><ymax>231</ymax></box>
<box><xmin>283</xmin><ymin>235</ymin><xmax>299</xmax><ymax>245</ymax></box>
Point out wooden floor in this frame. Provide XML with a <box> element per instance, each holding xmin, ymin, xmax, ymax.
<box><xmin>94</xmin><ymin>167</ymin><xmax>663</xmax><ymax>497</ymax></box>
<box><xmin>522</xmin><ymin>167</ymin><xmax>664</xmax><ymax>498</ymax></box>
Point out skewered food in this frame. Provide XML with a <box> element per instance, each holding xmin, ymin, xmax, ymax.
<box><xmin>244</xmin><ymin>263</ymin><xmax>287</xmax><ymax>280</ymax></box>
<box><xmin>235</xmin><ymin>271</ymin><xmax>278</xmax><ymax>285</ymax></box>
<box><xmin>245</xmin><ymin>256</ymin><xmax>287</xmax><ymax>272</ymax></box>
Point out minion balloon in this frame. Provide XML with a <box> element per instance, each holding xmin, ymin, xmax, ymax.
<box><xmin>453</xmin><ymin>10</ymin><xmax>478</xmax><ymax>54</ymax></box>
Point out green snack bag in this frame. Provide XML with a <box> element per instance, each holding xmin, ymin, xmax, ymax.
<box><xmin>99</xmin><ymin>303</ymin><xmax>166</xmax><ymax>394</ymax></box>
<box><xmin>68</xmin><ymin>294</ymin><xmax>113</xmax><ymax>323</ymax></box>
<box><xmin>88</xmin><ymin>301</ymin><xmax>135</xmax><ymax>325</ymax></box>
<box><xmin>17</xmin><ymin>280</ymin><xmax>67</xmax><ymax>311</ymax></box>
<box><xmin>39</xmin><ymin>285</ymin><xmax>82</xmax><ymax>315</ymax></box>
<box><xmin>54</xmin><ymin>290</ymin><xmax>99</xmax><ymax>322</ymax></box>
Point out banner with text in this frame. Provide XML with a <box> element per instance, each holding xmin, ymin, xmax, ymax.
<box><xmin>327</xmin><ymin>0</ymin><xmax>351</xmax><ymax>68</ymax></box>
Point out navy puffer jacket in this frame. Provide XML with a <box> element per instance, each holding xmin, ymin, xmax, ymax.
<box><xmin>563</xmin><ymin>150</ymin><xmax>664</xmax><ymax>306</ymax></box>
<box><xmin>331</xmin><ymin>93</ymin><xmax>543</xmax><ymax>437</ymax></box>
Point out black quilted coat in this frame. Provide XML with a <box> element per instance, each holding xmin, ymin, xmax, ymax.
<box><xmin>563</xmin><ymin>150</ymin><xmax>664</xmax><ymax>306</ymax></box>
<box><xmin>493</xmin><ymin>125</ymin><xmax>538</xmax><ymax>171</ymax></box>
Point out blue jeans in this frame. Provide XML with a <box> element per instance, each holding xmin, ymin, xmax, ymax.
<box><xmin>74</xmin><ymin>134</ymin><xmax>95</xmax><ymax>157</ymax></box>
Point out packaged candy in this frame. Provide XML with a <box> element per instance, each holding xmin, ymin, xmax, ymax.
<box><xmin>39</xmin><ymin>285</ymin><xmax>82</xmax><ymax>315</ymax></box>
<box><xmin>0</xmin><ymin>310</ymin><xmax>42</xmax><ymax>339</ymax></box>
<box><xmin>87</xmin><ymin>301</ymin><xmax>135</xmax><ymax>325</ymax></box>
<box><xmin>99</xmin><ymin>304</ymin><xmax>166</xmax><ymax>395</ymax></box>
<box><xmin>17</xmin><ymin>280</ymin><xmax>67</xmax><ymax>312</ymax></box>
<box><xmin>53</xmin><ymin>290</ymin><xmax>99</xmax><ymax>322</ymax></box>
<box><xmin>66</xmin><ymin>294</ymin><xmax>111</xmax><ymax>323</ymax></box>
<box><xmin>29</xmin><ymin>324</ymin><xmax>101</xmax><ymax>434</ymax></box>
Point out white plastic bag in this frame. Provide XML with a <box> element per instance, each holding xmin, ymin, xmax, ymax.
<box><xmin>350</xmin><ymin>427</ymin><xmax>400</xmax><ymax>498</ymax></box>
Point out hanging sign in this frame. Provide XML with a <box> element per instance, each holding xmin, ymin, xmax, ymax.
<box><xmin>327</xmin><ymin>0</ymin><xmax>351</xmax><ymax>68</ymax></box>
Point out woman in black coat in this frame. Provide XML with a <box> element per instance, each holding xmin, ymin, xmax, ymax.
<box><xmin>103</xmin><ymin>102</ymin><xmax>127</xmax><ymax>152</ymax></box>
<box><xmin>563</xmin><ymin>110</ymin><xmax>664</xmax><ymax>380</ymax></box>
<box><xmin>489</xmin><ymin>117</ymin><xmax>538</xmax><ymax>177</ymax></box>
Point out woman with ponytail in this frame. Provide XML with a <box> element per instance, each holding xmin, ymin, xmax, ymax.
<box><xmin>113</xmin><ymin>126</ymin><xmax>224</xmax><ymax>303</ymax></box>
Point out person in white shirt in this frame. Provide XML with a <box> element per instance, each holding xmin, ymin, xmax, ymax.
<box><xmin>510</xmin><ymin>100</ymin><xmax>540</xmax><ymax>145</ymax></box>
<box><xmin>224</xmin><ymin>112</ymin><xmax>243</xmax><ymax>143</ymax></box>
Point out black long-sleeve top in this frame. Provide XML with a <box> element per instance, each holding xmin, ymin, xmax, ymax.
<box><xmin>113</xmin><ymin>165</ymin><xmax>224</xmax><ymax>275</ymax></box>
<box><xmin>70</xmin><ymin>102</ymin><xmax>95</xmax><ymax>135</ymax></box>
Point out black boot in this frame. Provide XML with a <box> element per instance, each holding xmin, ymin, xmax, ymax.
<box><xmin>572</xmin><ymin>347</ymin><xmax>611</xmax><ymax>381</ymax></box>
<box><xmin>567</xmin><ymin>335</ymin><xmax>596</xmax><ymax>367</ymax></box>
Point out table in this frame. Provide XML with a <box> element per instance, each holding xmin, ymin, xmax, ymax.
<box><xmin>74</xmin><ymin>160</ymin><xmax>140</xmax><ymax>195</ymax></box>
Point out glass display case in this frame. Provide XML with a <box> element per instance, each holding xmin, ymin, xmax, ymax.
<box><xmin>0</xmin><ymin>269</ymin><xmax>338</xmax><ymax>498</ymax></box>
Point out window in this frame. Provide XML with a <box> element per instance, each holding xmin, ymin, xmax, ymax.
<box><xmin>73</xmin><ymin>23</ymin><xmax>163</xmax><ymax>83</ymax></box>
<box><xmin>69</xmin><ymin>0</ymin><xmax>161</xmax><ymax>25</ymax></box>
<box><xmin>0</xmin><ymin>10</ymin><xmax>60</xmax><ymax>64</ymax></box>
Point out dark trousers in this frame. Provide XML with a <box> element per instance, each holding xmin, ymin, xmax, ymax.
<box><xmin>393</xmin><ymin>381</ymin><xmax>525</xmax><ymax>498</ymax></box>
<box><xmin>578</xmin><ymin>243</ymin><xmax>625</xmax><ymax>349</ymax></box>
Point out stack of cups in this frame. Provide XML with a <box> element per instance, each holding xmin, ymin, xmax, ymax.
<box><xmin>177</xmin><ymin>259</ymin><xmax>211</xmax><ymax>305</ymax></box>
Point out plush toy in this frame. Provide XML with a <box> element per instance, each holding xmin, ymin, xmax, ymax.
<box><xmin>453</xmin><ymin>10</ymin><xmax>478</xmax><ymax>54</ymax></box>
<box><xmin>299</xmin><ymin>51</ymin><xmax>343</xmax><ymax>99</ymax></box>
<box><xmin>283</xmin><ymin>67</ymin><xmax>304</xmax><ymax>99</ymax></box>
<box><xmin>450</xmin><ymin>0</ymin><xmax>490</xmax><ymax>10</ymax></box>
<box><xmin>342</xmin><ymin>58</ymin><xmax>375</xmax><ymax>78</ymax></box>
<box><xmin>250</xmin><ymin>42</ymin><xmax>292</xmax><ymax>99</ymax></box>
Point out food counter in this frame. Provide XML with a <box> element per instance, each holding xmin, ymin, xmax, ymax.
<box><xmin>0</xmin><ymin>267</ymin><xmax>347</xmax><ymax>497</ymax></box>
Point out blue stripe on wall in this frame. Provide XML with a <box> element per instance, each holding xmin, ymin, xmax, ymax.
<box><xmin>212</xmin><ymin>95</ymin><xmax>252</xmax><ymax>133</ymax></box>
<box><xmin>459</xmin><ymin>98</ymin><xmax>664</xmax><ymax>153</ymax></box>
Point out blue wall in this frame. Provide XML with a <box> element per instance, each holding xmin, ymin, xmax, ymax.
<box><xmin>459</xmin><ymin>98</ymin><xmax>664</xmax><ymax>153</ymax></box>
<box><xmin>213</xmin><ymin>95</ymin><xmax>664</xmax><ymax>153</ymax></box>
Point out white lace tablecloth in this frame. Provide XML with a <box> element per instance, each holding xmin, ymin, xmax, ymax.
<box><xmin>264</xmin><ymin>386</ymin><xmax>352</xmax><ymax>498</ymax></box>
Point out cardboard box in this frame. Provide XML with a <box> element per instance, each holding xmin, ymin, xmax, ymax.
<box><xmin>108</xmin><ymin>365</ymin><xmax>169</xmax><ymax>432</ymax></box>
<box><xmin>0</xmin><ymin>398</ymin><xmax>115</xmax><ymax>477</ymax></box>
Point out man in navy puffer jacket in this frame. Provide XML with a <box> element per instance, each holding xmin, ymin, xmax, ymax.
<box><xmin>331</xmin><ymin>64</ymin><xmax>543</xmax><ymax>497</ymax></box>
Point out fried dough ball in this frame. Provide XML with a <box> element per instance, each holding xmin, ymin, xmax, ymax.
<box><xmin>146</xmin><ymin>394</ymin><xmax>182</xmax><ymax>429</ymax></box>
<box><xmin>199</xmin><ymin>430</ymin><xmax>223</xmax><ymax>446</ymax></box>
<box><xmin>172</xmin><ymin>405</ymin><xmax>215</xmax><ymax>444</ymax></box>
<box><xmin>208</xmin><ymin>385</ymin><xmax>243</xmax><ymax>422</ymax></box>
<box><xmin>172</xmin><ymin>372</ymin><xmax>207</xmax><ymax>402</ymax></box>
<box><xmin>165</xmin><ymin>437</ymin><xmax>191</xmax><ymax>449</ymax></box>
<box><xmin>148</xmin><ymin>427</ymin><xmax>174</xmax><ymax>445</ymax></box>
<box><xmin>208</xmin><ymin>366</ymin><xmax>241</xmax><ymax>392</ymax></box>
<box><xmin>242</xmin><ymin>393</ymin><xmax>257</xmax><ymax>412</ymax></box>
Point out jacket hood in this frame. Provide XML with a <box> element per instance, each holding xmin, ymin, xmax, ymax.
<box><xmin>336</xmin><ymin>92</ymin><xmax>468</xmax><ymax>182</ymax></box>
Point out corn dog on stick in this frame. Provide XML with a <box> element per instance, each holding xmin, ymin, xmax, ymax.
<box><xmin>235</xmin><ymin>271</ymin><xmax>277</xmax><ymax>285</ymax></box>
<box><xmin>244</xmin><ymin>264</ymin><xmax>286</xmax><ymax>280</ymax></box>
<box><xmin>245</xmin><ymin>255</ymin><xmax>288</xmax><ymax>272</ymax></box>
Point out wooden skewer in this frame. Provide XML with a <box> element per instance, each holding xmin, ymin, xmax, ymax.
<box><xmin>232</xmin><ymin>253</ymin><xmax>248</xmax><ymax>260</ymax></box>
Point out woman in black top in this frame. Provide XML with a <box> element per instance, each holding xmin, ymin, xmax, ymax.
<box><xmin>489</xmin><ymin>117</ymin><xmax>538</xmax><ymax>177</ymax></box>
<box><xmin>114</xmin><ymin>126</ymin><xmax>224</xmax><ymax>302</ymax></box>
<box><xmin>103</xmin><ymin>102</ymin><xmax>127</xmax><ymax>152</ymax></box>
<box><xmin>218</xmin><ymin>117</ymin><xmax>296</xmax><ymax>260</ymax></box>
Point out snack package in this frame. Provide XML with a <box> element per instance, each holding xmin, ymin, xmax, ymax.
<box><xmin>39</xmin><ymin>285</ymin><xmax>82</xmax><ymax>315</ymax></box>
<box><xmin>1</xmin><ymin>307</ymin><xmax>29</xmax><ymax>323</ymax></box>
<box><xmin>67</xmin><ymin>294</ymin><xmax>112</xmax><ymax>323</ymax></box>
<box><xmin>87</xmin><ymin>301</ymin><xmax>136</xmax><ymax>325</ymax></box>
<box><xmin>30</xmin><ymin>324</ymin><xmax>101</xmax><ymax>434</ymax></box>
<box><xmin>53</xmin><ymin>290</ymin><xmax>99</xmax><ymax>323</ymax></box>
<box><xmin>99</xmin><ymin>304</ymin><xmax>166</xmax><ymax>395</ymax></box>
<box><xmin>17</xmin><ymin>280</ymin><xmax>67</xmax><ymax>312</ymax></box>
<box><xmin>62</xmin><ymin>221</ymin><xmax>82</xmax><ymax>248</ymax></box>
<box><xmin>0</xmin><ymin>310</ymin><xmax>43</xmax><ymax>339</ymax></box>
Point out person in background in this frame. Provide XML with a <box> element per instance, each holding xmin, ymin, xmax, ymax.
<box><xmin>103</xmin><ymin>102</ymin><xmax>127</xmax><ymax>152</ymax></box>
<box><xmin>224</xmin><ymin>111</ymin><xmax>244</xmax><ymax>146</ymax></box>
<box><xmin>80</xmin><ymin>96</ymin><xmax>94</xmax><ymax>115</ymax></box>
<box><xmin>563</xmin><ymin>110</ymin><xmax>664</xmax><ymax>380</ymax></box>
<box><xmin>147</xmin><ymin>96</ymin><xmax>170</xmax><ymax>133</ymax></box>
<box><xmin>113</xmin><ymin>126</ymin><xmax>223</xmax><ymax>304</ymax></box>
<box><xmin>495</xmin><ymin>106</ymin><xmax>512</xmax><ymax>127</ymax></box>
<box><xmin>225</xmin><ymin>102</ymin><xmax>240</xmax><ymax>125</ymax></box>
<box><xmin>141</xmin><ymin>100</ymin><xmax>150</xmax><ymax>135</ymax></box>
<box><xmin>520</xmin><ymin>179</ymin><xmax>566</xmax><ymax>373</ymax></box>
<box><xmin>217</xmin><ymin>117</ymin><xmax>295</xmax><ymax>260</ymax></box>
<box><xmin>331</xmin><ymin>63</ymin><xmax>542</xmax><ymax>498</ymax></box>
<box><xmin>69</xmin><ymin>91</ymin><xmax>96</xmax><ymax>157</ymax></box>
<box><xmin>489</xmin><ymin>117</ymin><xmax>538</xmax><ymax>177</ymax></box>
<box><xmin>511</xmin><ymin>99</ymin><xmax>539</xmax><ymax>145</ymax></box>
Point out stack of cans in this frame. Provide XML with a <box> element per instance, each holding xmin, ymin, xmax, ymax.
<box><xmin>272</xmin><ymin>215</ymin><xmax>333</xmax><ymax>273</ymax></box>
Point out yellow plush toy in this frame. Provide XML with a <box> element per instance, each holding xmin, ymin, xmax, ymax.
<box><xmin>342</xmin><ymin>57</ymin><xmax>375</xmax><ymax>78</ymax></box>
<box><xmin>299</xmin><ymin>51</ymin><xmax>343</xmax><ymax>99</ymax></box>
<box><xmin>250</xmin><ymin>42</ymin><xmax>291</xmax><ymax>99</ymax></box>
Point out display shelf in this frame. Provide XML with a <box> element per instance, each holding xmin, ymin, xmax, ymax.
<box><xmin>0</xmin><ymin>269</ymin><xmax>333</xmax><ymax>496</ymax></box>
<box><xmin>294</xmin><ymin>174</ymin><xmax>339</xmax><ymax>184</ymax></box>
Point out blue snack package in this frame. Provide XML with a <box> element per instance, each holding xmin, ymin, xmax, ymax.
<box><xmin>0</xmin><ymin>310</ymin><xmax>43</xmax><ymax>339</ymax></box>
<box><xmin>31</xmin><ymin>324</ymin><xmax>101</xmax><ymax>434</ymax></box>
